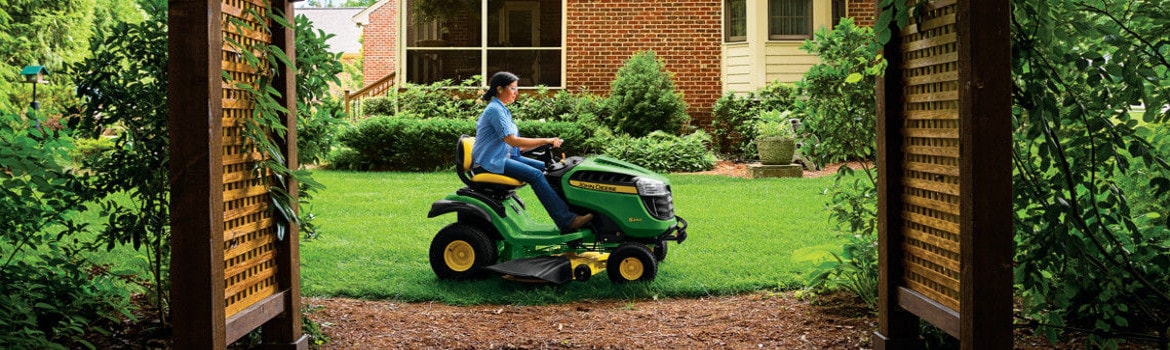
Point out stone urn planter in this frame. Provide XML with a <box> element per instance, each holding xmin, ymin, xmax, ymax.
<box><xmin>756</xmin><ymin>136</ymin><xmax>796</xmax><ymax>165</ymax></box>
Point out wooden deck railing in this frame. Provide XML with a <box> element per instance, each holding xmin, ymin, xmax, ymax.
<box><xmin>344</xmin><ymin>71</ymin><xmax>396</xmax><ymax>117</ymax></box>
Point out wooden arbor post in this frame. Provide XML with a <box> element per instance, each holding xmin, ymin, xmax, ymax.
<box><xmin>874</xmin><ymin>0</ymin><xmax>1012</xmax><ymax>349</ymax></box>
<box><xmin>168</xmin><ymin>0</ymin><xmax>305</xmax><ymax>348</ymax></box>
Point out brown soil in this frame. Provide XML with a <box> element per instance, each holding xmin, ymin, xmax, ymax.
<box><xmin>689</xmin><ymin>160</ymin><xmax>875</xmax><ymax>179</ymax></box>
<box><xmin>305</xmin><ymin>291</ymin><xmax>875</xmax><ymax>349</ymax></box>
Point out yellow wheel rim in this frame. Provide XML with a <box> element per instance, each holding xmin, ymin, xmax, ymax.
<box><xmin>618</xmin><ymin>257</ymin><xmax>644</xmax><ymax>280</ymax></box>
<box><xmin>444</xmin><ymin>241</ymin><xmax>475</xmax><ymax>272</ymax></box>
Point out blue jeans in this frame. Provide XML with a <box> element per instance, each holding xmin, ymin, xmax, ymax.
<box><xmin>502</xmin><ymin>156</ymin><xmax>576</xmax><ymax>229</ymax></box>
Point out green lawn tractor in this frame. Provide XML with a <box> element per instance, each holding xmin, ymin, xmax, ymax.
<box><xmin>426</xmin><ymin>135</ymin><xmax>688</xmax><ymax>284</ymax></box>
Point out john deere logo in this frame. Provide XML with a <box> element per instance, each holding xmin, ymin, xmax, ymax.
<box><xmin>628</xmin><ymin>217</ymin><xmax>643</xmax><ymax>223</ymax></box>
<box><xmin>569</xmin><ymin>180</ymin><xmax>638</xmax><ymax>194</ymax></box>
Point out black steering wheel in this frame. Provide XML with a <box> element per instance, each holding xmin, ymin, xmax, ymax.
<box><xmin>521</xmin><ymin>143</ymin><xmax>559</xmax><ymax>169</ymax></box>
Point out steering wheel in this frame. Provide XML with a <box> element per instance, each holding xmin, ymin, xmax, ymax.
<box><xmin>521</xmin><ymin>143</ymin><xmax>558</xmax><ymax>169</ymax></box>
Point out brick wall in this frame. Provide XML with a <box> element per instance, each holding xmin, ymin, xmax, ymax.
<box><xmin>848</xmin><ymin>0</ymin><xmax>875</xmax><ymax>27</ymax></box>
<box><xmin>363</xmin><ymin>1</ymin><xmax>398</xmax><ymax>86</ymax></box>
<box><xmin>566</xmin><ymin>0</ymin><xmax>723</xmax><ymax>127</ymax></box>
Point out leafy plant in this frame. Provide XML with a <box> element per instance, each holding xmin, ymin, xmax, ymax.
<box><xmin>600</xmin><ymin>130</ymin><xmax>717</xmax><ymax>173</ymax></box>
<box><xmin>795</xmin><ymin>18</ymin><xmax>884</xmax><ymax>165</ymax></box>
<box><xmin>70</xmin><ymin>2</ymin><xmax>172</xmax><ymax>327</ymax></box>
<box><xmin>603</xmin><ymin>51</ymin><xmax>690</xmax><ymax>137</ymax></box>
<box><xmin>1</xmin><ymin>109</ymin><xmax>133</xmax><ymax>349</ymax></box>
<box><xmin>755</xmin><ymin>110</ymin><xmax>796</xmax><ymax>141</ymax></box>
<box><xmin>224</xmin><ymin>5</ymin><xmax>324</xmax><ymax>240</ymax></box>
<box><xmin>294</xmin><ymin>13</ymin><xmax>348</xmax><ymax>166</ymax></box>
<box><xmin>795</xmin><ymin>19</ymin><xmax>882</xmax><ymax>315</ymax></box>
<box><xmin>1011</xmin><ymin>0</ymin><xmax>1170</xmax><ymax>346</ymax></box>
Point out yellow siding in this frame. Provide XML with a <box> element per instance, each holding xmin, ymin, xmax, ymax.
<box><xmin>723</xmin><ymin>43</ymin><xmax>753</xmax><ymax>92</ymax></box>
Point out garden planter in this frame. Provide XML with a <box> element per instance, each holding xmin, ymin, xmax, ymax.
<box><xmin>756</xmin><ymin>137</ymin><xmax>795</xmax><ymax>165</ymax></box>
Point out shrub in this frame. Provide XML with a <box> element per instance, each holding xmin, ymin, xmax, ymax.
<box><xmin>511</xmin><ymin>86</ymin><xmax>603</xmax><ymax>123</ymax></box>
<box><xmin>600</xmin><ymin>130</ymin><xmax>717</xmax><ymax>173</ymax></box>
<box><xmin>1</xmin><ymin>110</ymin><xmax>133</xmax><ymax>349</ymax></box>
<box><xmin>603</xmin><ymin>51</ymin><xmax>689</xmax><ymax>137</ymax></box>
<box><xmin>333</xmin><ymin>116</ymin><xmax>592</xmax><ymax>171</ymax></box>
<box><xmin>392</xmin><ymin>77</ymin><xmax>482</xmax><ymax>119</ymax></box>
<box><xmin>361</xmin><ymin>96</ymin><xmax>396</xmax><ymax>117</ymax></box>
<box><xmin>795</xmin><ymin>18</ymin><xmax>884</xmax><ymax>164</ymax></box>
<box><xmin>711</xmin><ymin>81</ymin><xmax>801</xmax><ymax>160</ymax></box>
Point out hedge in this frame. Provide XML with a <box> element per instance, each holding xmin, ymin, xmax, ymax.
<box><xmin>332</xmin><ymin>116</ymin><xmax>593</xmax><ymax>171</ymax></box>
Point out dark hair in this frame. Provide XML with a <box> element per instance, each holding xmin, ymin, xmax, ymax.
<box><xmin>481</xmin><ymin>71</ymin><xmax>519</xmax><ymax>101</ymax></box>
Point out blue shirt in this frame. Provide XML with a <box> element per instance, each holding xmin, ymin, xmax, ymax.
<box><xmin>472</xmin><ymin>98</ymin><xmax>519</xmax><ymax>173</ymax></box>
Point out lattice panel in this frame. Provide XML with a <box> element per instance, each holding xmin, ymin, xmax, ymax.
<box><xmin>898</xmin><ymin>0</ymin><xmax>961</xmax><ymax>311</ymax></box>
<box><xmin>221</xmin><ymin>0</ymin><xmax>279</xmax><ymax>318</ymax></box>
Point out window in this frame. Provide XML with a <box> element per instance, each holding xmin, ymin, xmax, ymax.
<box><xmin>724</xmin><ymin>0</ymin><xmax>746</xmax><ymax>42</ymax></box>
<box><xmin>768</xmin><ymin>0</ymin><xmax>811</xmax><ymax>40</ymax></box>
<box><xmin>404</xmin><ymin>0</ymin><xmax>564</xmax><ymax>87</ymax></box>
<box><xmin>832</xmin><ymin>0</ymin><xmax>847</xmax><ymax>27</ymax></box>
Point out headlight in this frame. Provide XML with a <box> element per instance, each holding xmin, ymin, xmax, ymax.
<box><xmin>635</xmin><ymin>177</ymin><xmax>668</xmax><ymax>196</ymax></box>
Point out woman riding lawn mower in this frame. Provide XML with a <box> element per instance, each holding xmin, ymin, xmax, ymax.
<box><xmin>426</xmin><ymin>136</ymin><xmax>688</xmax><ymax>284</ymax></box>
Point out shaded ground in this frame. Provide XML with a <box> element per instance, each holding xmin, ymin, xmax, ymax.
<box><xmin>305</xmin><ymin>291</ymin><xmax>875</xmax><ymax>349</ymax></box>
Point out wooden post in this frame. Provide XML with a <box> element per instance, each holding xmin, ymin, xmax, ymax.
<box><xmin>170</xmin><ymin>0</ymin><xmax>306</xmax><ymax>348</ymax></box>
<box><xmin>168</xmin><ymin>0</ymin><xmax>227</xmax><ymax>348</ymax></box>
<box><xmin>956</xmin><ymin>0</ymin><xmax>1012</xmax><ymax>348</ymax></box>
<box><xmin>874</xmin><ymin>0</ymin><xmax>1012</xmax><ymax>348</ymax></box>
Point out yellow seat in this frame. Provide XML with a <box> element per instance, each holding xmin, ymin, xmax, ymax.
<box><xmin>457</xmin><ymin>136</ymin><xmax>524</xmax><ymax>188</ymax></box>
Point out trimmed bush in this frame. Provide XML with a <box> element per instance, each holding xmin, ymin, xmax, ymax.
<box><xmin>332</xmin><ymin>116</ymin><xmax>593</xmax><ymax>171</ymax></box>
<box><xmin>600</xmin><ymin>130</ymin><xmax>717</xmax><ymax>173</ymax></box>
<box><xmin>603</xmin><ymin>51</ymin><xmax>689</xmax><ymax>137</ymax></box>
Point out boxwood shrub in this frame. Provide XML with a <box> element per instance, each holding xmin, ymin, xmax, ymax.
<box><xmin>332</xmin><ymin>116</ymin><xmax>594</xmax><ymax>171</ymax></box>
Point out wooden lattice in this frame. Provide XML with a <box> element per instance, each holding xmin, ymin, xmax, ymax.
<box><xmin>898</xmin><ymin>0</ymin><xmax>960</xmax><ymax>312</ymax></box>
<box><xmin>221</xmin><ymin>0</ymin><xmax>279</xmax><ymax>319</ymax></box>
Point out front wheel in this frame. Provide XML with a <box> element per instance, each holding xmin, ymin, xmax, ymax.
<box><xmin>607</xmin><ymin>243</ymin><xmax>658</xmax><ymax>283</ymax></box>
<box><xmin>429</xmin><ymin>224</ymin><xmax>497</xmax><ymax>280</ymax></box>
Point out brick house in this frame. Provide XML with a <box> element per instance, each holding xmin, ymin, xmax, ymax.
<box><xmin>355</xmin><ymin>0</ymin><xmax>874</xmax><ymax>126</ymax></box>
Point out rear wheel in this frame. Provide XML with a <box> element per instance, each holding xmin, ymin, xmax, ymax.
<box><xmin>607</xmin><ymin>243</ymin><xmax>657</xmax><ymax>283</ymax></box>
<box><xmin>429</xmin><ymin>224</ymin><xmax>497</xmax><ymax>279</ymax></box>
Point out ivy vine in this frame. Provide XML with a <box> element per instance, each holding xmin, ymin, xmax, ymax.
<box><xmin>224</xmin><ymin>3</ymin><xmax>323</xmax><ymax>240</ymax></box>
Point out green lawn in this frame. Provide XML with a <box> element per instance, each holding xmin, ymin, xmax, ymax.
<box><xmin>300</xmin><ymin>170</ymin><xmax>844</xmax><ymax>305</ymax></box>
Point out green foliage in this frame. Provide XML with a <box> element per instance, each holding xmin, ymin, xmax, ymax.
<box><xmin>600</xmin><ymin>131</ymin><xmax>717</xmax><ymax>173</ymax></box>
<box><xmin>294</xmin><ymin>13</ymin><xmax>348</xmax><ymax>165</ymax></box>
<box><xmin>361</xmin><ymin>96</ymin><xmax>397</xmax><ymax>117</ymax></box>
<box><xmin>333</xmin><ymin>116</ymin><xmax>590</xmax><ymax>171</ymax></box>
<box><xmin>224</xmin><ymin>5</ymin><xmax>325</xmax><ymax>241</ymax></box>
<box><xmin>1</xmin><ymin>110</ymin><xmax>132</xmax><ymax>349</ymax></box>
<box><xmin>603</xmin><ymin>51</ymin><xmax>690</xmax><ymax>137</ymax></box>
<box><xmin>69</xmin><ymin>1</ymin><xmax>172</xmax><ymax>326</ymax></box>
<box><xmin>300</xmin><ymin>171</ymin><xmax>840</xmax><ymax>303</ymax></box>
<box><xmin>382</xmin><ymin>77</ymin><xmax>483</xmax><ymax>119</ymax></box>
<box><xmin>510</xmin><ymin>86</ymin><xmax>603</xmax><ymax>123</ymax></box>
<box><xmin>795</xmin><ymin>18</ymin><xmax>884</xmax><ymax>164</ymax></box>
<box><xmin>1011</xmin><ymin>0</ymin><xmax>1170</xmax><ymax>345</ymax></box>
<box><xmin>755</xmin><ymin>110</ymin><xmax>797</xmax><ymax>140</ymax></box>
<box><xmin>711</xmin><ymin>81</ymin><xmax>800</xmax><ymax>160</ymax></box>
<box><xmin>0</xmin><ymin>0</ymin><xmax>99</xmax><ymax>113</ymax></box>
<box><xmin>804</xmin><ymin>165</ymin><xmax>879</xmax><ymax>311</ymax></box>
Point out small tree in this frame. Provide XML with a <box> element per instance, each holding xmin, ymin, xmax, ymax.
<box><xmin>603</xmin><ymin>51</ymin><xmax>689</xmax><ymax>137</ymax></box>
